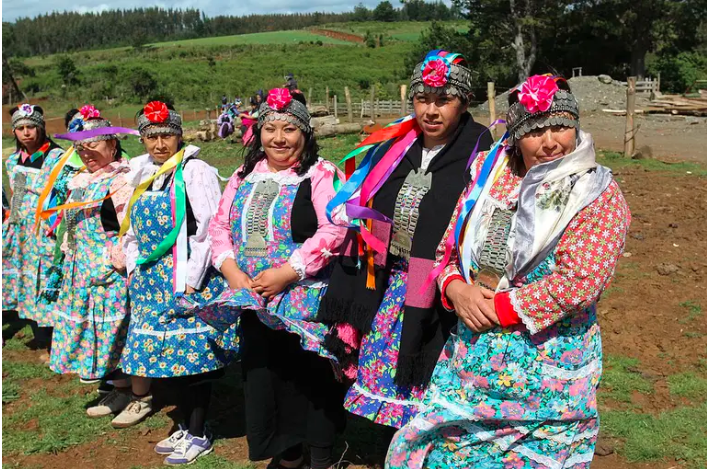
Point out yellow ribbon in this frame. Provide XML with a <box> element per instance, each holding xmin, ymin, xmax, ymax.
<box><xmin>34</xmin><ymin>146</ymin><xmax>78</xmax><ymax>232</ymax></box>
<box><xmin>118</xmin><ymin>149</ymin><xmax>185</xmax><ymax>237</ymax></box>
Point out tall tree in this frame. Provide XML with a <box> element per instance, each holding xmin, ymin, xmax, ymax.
<box><xmin>454</xmin><ymin>0</ymin><xmax>570</xmax><ymax>82</ymax></box>
<box><xmin>374</xmin><ymin>1</ymin><xmax>398</xmax><ymax>22</ymax></box>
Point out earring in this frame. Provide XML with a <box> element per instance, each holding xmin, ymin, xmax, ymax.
<box><xmin>259</xmin><ymin>146</ymin><xmax>264</xmax><ymax>152</ymax></box>
<box><xmin>139</xmin><ymin>137</ymin><xmax>144</xmax><ymax>144</ymax></box>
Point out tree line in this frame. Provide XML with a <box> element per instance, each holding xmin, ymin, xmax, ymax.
<box><xmin>2</xmin><ymin>1</ymin><xmax>459</xmax><ymax>58</ymax></box>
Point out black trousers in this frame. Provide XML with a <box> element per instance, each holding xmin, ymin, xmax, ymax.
<box><xmin>240</xmin><ymin>311</ymin><xmax>346</xmax><ymax>462</ymax></box>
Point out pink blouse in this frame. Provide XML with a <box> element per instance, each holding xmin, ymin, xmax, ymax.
<box><xmin>209</xmin><ymin>158</ymin><xmax>347</xmax><ymax>279</ymax></box>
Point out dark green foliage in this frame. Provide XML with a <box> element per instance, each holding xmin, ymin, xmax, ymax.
<box><xmin>649</xmin><ymin>51</ymin><xmax>707</xmax><ymax>93</ymax></box>
<box><xmin>55</xmin><ymin>55</ymin><xmax>80</xmax><ymax>86</ymax></box>
<box><xmin>373</xmin><ymin>1</ymin><xmax>397</xmax><ymax>22</ymax></box>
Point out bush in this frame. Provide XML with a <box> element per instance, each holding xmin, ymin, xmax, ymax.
<box><xmin>648</xmin><ymin>51</ymin><xmax>707</xmax><ymax>94</ymax></box>
<box><xmin>123</xmin><ymin>67</ymin><xmax>159</xmax><ymax>102</ymax></box>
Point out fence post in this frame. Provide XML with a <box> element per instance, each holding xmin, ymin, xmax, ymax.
<box><xmin>375</xmin><ymin>99</ymin><xmax>380</xmax><ymax>118</ymax></box>
<box><xmin>334</xmin><ymin>95</ymin><xmax>338</xmax><ymax>118</ymax></box>
<box><xmin>118</xmin><ymin>113</ymin><xmax>123</xmax><ymax>127</ymax></box>
<box><xmin>369</xmin><ymin>86</ymin><xmax>376</xmax><ymax>119</ymax></box>
<box><xmin>656</xmin><ymin>72</ymin><xmax>661</xmax><ymax>93</ymax></box>
<box><xmin>487</xmin><ymin>82</ymin><xmax>497</xmax><ymax>139</ymax></box>
<box><xmin>344</xmin><ymin>86</ymin><xmax>353</xmax><ymax>123</ymax></box>
<box><xmin>624</xmin><ymin>76</ymin><xmax>637</xmax><ymax>158</ymax></box>
<box><xmin>360</xmin><ymin>99</ymin><xmax>365</xmax><ymax>118</ymax></box>
<box><xmin>325</xmin><ymin>86</ymin><xmax>330</xmax><ymax>111</ymax></box>
<box><xmin>308</xmin><ymin>88</ymin><xmax>313</xmax><ymax>107</ymax></box>
<box><xmin>400</xmin><ymin>85</ymin><xmax>408</xmax><ymax>116</ymax></box>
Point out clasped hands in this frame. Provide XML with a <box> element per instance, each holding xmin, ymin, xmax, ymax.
<box><xmin>446</xmin><ymin>279</ymin><xmax>500</xmax><ymax>333</ymax></box>
<box><xmin>222</xmin><ymin>259</ymin><xmax>299</xmax><ymax>298</ymax></box>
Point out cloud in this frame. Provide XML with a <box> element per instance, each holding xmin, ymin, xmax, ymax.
<box><xmin>2</xmin><ymin>0</ymin><xmax>393</xmax><ymax>22</ymax></box>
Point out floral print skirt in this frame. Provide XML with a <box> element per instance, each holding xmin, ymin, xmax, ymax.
<box><xmin>120</xmin><ymin>263</ymin><xmax>238</xmax><ymax>378</ymax></box>
<box><xmin>196</xmin><ymin>281</ymin><xmax>335</xmax><ymax>362</ymax></box>
<box><xmin>385</xmin><ymin>317</ymin><xmax>602</xmax><ymax>469</ymax></box>
<box><xmin>344</xmin><ymin>262</ymin><xmax>425</xmax><ymax>429</ymax></box>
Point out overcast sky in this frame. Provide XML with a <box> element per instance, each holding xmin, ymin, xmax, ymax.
<box><xmin>2</xmin><ymin>0</ymin><xmax>398</xmax><ymax>23</ymax></box>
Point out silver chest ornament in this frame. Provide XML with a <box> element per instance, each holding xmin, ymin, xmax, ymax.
<box><xmin>389</xmin><ymin>169</ymin><xmax>432</xmax><ymax>260</ymax></box>
<box><xmin>244</xmin><ymin>180</ymin><xmax>280</xmax><ymax>257</ymax></box>
<box><xmin>8</xmin><ymin>172</ymin><xmax>28</xmax><ymax>225</ymax></box>
<box><xmin>65</xmin><ymin>188</ymin><xmax>86</xmax><ymax>251</ymax></box>
<box><xmin>475</xmin><ymin>208</ymin><xmax>514</xmax><ymax>290</ymax></box>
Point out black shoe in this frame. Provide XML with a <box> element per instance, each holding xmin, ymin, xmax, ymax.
<box><xmin>97</xmin><ymin>380</ymin><xmax>115</xmax><ymax>395</ymax></box>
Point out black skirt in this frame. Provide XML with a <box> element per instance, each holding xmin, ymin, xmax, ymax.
<box><xmin>240</xmin><ymin>311</ymin><xmax>347</xmax><ymax>461</ymax></box>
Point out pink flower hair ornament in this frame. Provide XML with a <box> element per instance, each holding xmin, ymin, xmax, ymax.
<box><xmin>266</xmin><ymin>88</ymin><xmax>293</xmax><ymax>111</ymax></box>
<box><xmin>517</xmin><ymin>75</ymin><xmax>559</xmax><ymax>113</ymax></box>
<box><xmin>79</xmin><ymin>104</ymin><xmax>101</xmax><ymax>120</ymax></box>
<box><xmin>421</xmin><ymin>56</ymin><xmax>451</xmax><ymax>88</ymax></box>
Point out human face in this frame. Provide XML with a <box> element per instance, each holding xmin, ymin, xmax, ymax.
<box><xmin>517</xmin><ymin>123</ymin><xmax>577</xmax><ymax>172</ymax></box>
<box><xmin>412</xmin><ymin>93</ymin><xmax>466</xmax><ymax>148</ymax></box>
<box><xmin>143</xmin><ymin>134</ymin><xmax>181</xmax><ymax>163</ymax></box>
<box><xmin>260</xmin><ymin>119</ymin><xmax>305</xmax><ymax>172</ymax></box>
<box><xmin>76</xmin><ymin>139</ymin><xmax>117</xmax><ymax>173</ymax></box>
<box><xmin>14</xmin><ymin>125</ymin><xmax>41</xmax><ymax>153</ymax></box>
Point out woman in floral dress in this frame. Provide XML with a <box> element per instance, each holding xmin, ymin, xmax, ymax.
<box><xmin>3</xmin><ymin>104</ymin><xmax>65</xmax><ymax>358</ymax></box>
<box><xmin>204</xmin><ymin>88</ymin><xmax>347</xmax><ymax>469</ymax></box>
<box><xmin>319</xmin><ymin>50</ymin><xmax>493</xmax><ymax>430</ymax></box>
<box><xmin>117</xmin><ymin>101</ymin><xmax>237</xmax><ymax>465</ymax></box>
<box><xmin>45</xmin><ymin>107</ymin><xmax>138</xmax><ymax>417</ymax></box>
<box><xmin>385</xmin><ymin>75</ymin><xmax>631</xmax><ymax>468</ymax></box>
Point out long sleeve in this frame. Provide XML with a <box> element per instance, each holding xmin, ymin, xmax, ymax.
<box><xmin>124</xmin><ymin>224</ymin><xmax>139</xmax><ymax>277</ymax></box>
<box><xmin>495</xmin><ymin>181</ymin><xmax>631</xmax><ymax>334</ymax></box>
<box><xmin>108</xmin><ymin>174</ymin><xmax>134</xmax><ymax>272</ymax></box>
<box><xmin>288</xmin><ymin>160</ymin><xmax>348</xmax><ymax>279</ymax></box>
<box><xmin>184</xmin><ymin>160</ymin><xmax>222</xmax><ymax>289</ymax></box>
<box><xmin>208</xmin><ymin>168</ymin><xmax>243</xmax><ymax>271</ymax></box>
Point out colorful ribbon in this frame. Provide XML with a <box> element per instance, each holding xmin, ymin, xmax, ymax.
<box><xmin>54</xmin><ymin>127</ymin><xmax>140</xmax><ymax>141</ymax></box>
<box><xmin>34</xmin><ymin>146</ymin><xmax>83</xmax><ymax>233</ymax></box>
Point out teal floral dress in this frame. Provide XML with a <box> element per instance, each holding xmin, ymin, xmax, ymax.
<box><xmin>2</xmin><ymin>145</ymin><xmax>65</xmax><ymax>325</ymax></box>
<box><xmin>49</xmin><ymin>161</ymin><xmax>133</xmax><ymax>379</ymax></box>
<box><xmin>386</xmin><ymin>152</ymin><xmax>631</xmax><ymax>469</ymax></box>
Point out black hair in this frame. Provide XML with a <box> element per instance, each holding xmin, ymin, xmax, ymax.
<box><xmin>9</xmin><ymin>105</ymin><xmax>49</xmax><ymax>152</ymax></box>
<box><xmin>238</xmin><ymin>125</ymin><xmax>319</xmax><ymax>179</ymax></box>
<box><xmin>64</xmin><ymin>108</ymin><xmax>80</xmax><ymax>129</ymax></box>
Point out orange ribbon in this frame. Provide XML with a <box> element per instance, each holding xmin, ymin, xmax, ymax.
<box><xmin>37</xmin><ymin>183</ymin><xmax>127</xmax><ymax>220</ymax></box>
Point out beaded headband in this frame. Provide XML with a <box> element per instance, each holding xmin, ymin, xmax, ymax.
<box><xmin>409</xmin><ymin>51</ymin><xmax>473</xmax><ymax>100</ymax></box>
<box><xmin>67</xmin><ymin>105</ymin><xmax>116</xmax><ymax>143</ymax></box>
<box><xmin>506</xmin><ymin>76</ymin><xmax>580</xmax><ymax>145</ymax></box>
<box><xmin>137</xmin><ymin>101</ymin><xmax>183</xmax><ymax>137</ymax></box>
<box><xmin>12</xmin><ymin>104</ymin><xmax>45</xmax><ymax>131</ymax></box>
<box><xmin>257</xmin><ymin>88</ymin><xmax>311</xmax><ymax>134</ymax></box>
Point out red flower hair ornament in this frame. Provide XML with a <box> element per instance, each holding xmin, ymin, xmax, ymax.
<box><xmin>517</xmin><ymin>75</ymin><xmax>559</xmax><ymax>113</ymax></box>
<box><xmin>79</xmin><ymin>104</ymin><xmax>100</xmax><ymax>120</ymax></box>
<box><xmin>266</xmin><ymin>88</ymin><xmax>292</xmax><ymax>111</ymax></box>
<box><xmin>422</xmin><ymin>58</ymin><xmax>450</xmax><ymax>88</ymax></box>
<box><xmin>144</xmin><ymin>101</ymin><xmax>170</xmax><ymax>123</ymax></box>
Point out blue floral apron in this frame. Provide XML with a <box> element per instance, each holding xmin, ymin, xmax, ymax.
<box><xmin>120</xmin><ymin>182</ymin><xmax>237</xmax><ymax>378</ymax></box>
<box><xmin>196</xmin><ymin>175</ymin><xmax>335</xmax><ymax>361</ymax></box>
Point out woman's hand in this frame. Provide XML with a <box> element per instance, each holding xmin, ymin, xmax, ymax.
<box><xmin>252</xmin><ymin>264</ymin><xmax>299</xmax><ymax>298</ymax></box>
<box><xmin>185</xmin><ymin>285</ymin><xmax>196</xmax><ymax>295</ymax></box>
<box><xmin>446</xmin><ymin>280</ymin><xmax>499</xmax><ymax>333</ymax></box>
<box><xmin>221</xmin><ymin>258</ymin><xmax>253</xmax><ymax>290</ymax></box>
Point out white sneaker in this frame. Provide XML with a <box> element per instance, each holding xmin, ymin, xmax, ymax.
<box><xmin>164</xmin><ymin>432</ymin><xmax>213</xmax><ymax>465</ymax></box>
<box><xmin>111</xmin><ymin>395</ymin><xmax>153</xmax><ymax>428</ymax></box>
<box><xmin>86</xmin><ymin>388</ymin><xmax>132</xmax><ymax>418</ymax></box>
<box><xmin>154</xmin><ymin>424</ymin><xmax>188</xmax><ymax>455</ymax></box>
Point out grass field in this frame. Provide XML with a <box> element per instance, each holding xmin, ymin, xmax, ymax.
<box><xmin>150</xmin><ymin>30</ymin><xmax>354</xmax><ymax>48</ymax></box>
